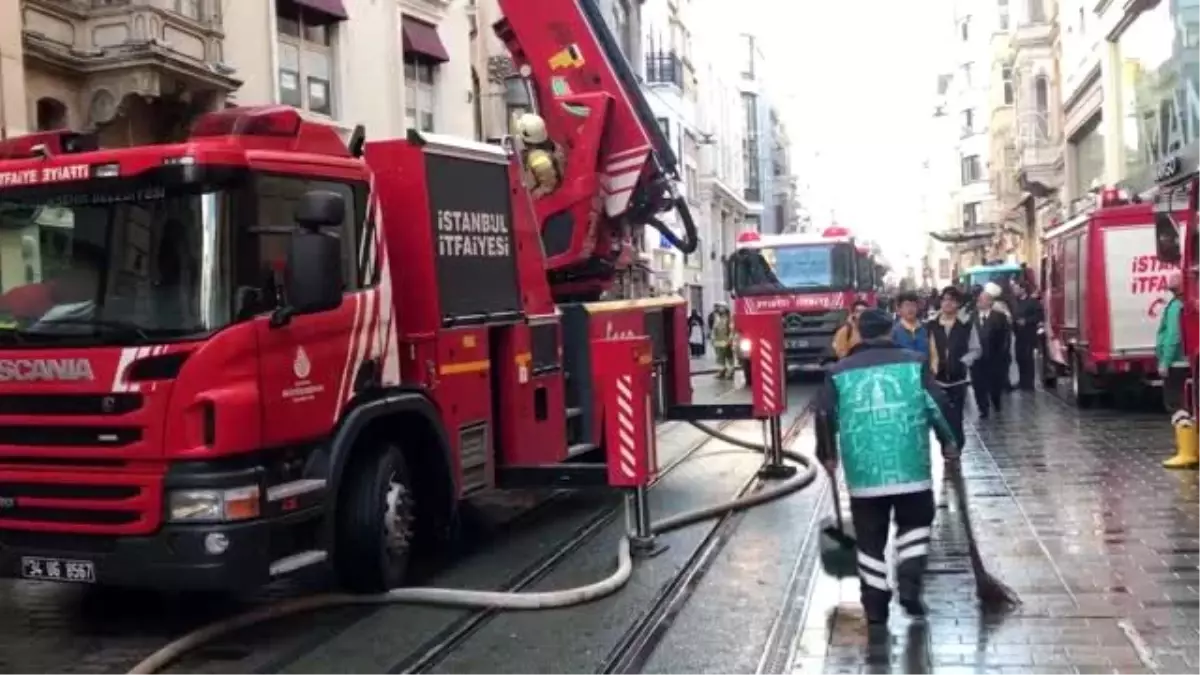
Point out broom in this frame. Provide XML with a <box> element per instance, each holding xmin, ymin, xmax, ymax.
<box><xmin>943</xmin><ymin>456</ymin><xmax>1021</xmax><ymax>612</ymax></box>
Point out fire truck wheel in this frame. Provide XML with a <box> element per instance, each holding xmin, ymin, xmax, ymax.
<box><xmin>333</xmin><ymin>443</ymin><xmax>416</xmax><ymax>593</ymax></box>
<box><xmin>1069</xmin><ymin>356</ymin><xmax>1095</xmax><ymax>409</ymax></box>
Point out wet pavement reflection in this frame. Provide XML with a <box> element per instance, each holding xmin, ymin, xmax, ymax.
<box><xmin>788</xmin><ymin>390</ymin><xmax>1197</xmax><ymax>674</ymax></box>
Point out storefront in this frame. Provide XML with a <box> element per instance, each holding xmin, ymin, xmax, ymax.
<box><xmin>1116</xmin><ymin>0</ymin><xmax>1199</xmax><ymax>192</ymax></box>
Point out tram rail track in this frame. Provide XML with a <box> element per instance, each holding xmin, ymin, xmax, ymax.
<box><xmin>384</xmin><ymin>403</ymin><xmax>768</xmax><ymax>674</ymax></box>
<box><xmin>596</xmin><ymin>401</ymin><xmax>816</xmax><ymax>674</ymax></box>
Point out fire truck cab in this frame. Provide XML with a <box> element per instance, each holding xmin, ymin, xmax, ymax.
<box><xmin>1040</xmin><ymin>186</ymin><xmax>1189</xmax><ymax>406</ymax></box>
<box><xmin>1152</xmin><ymin>159</ymin><xmax>1199</xmax><ymax>419</ymax></box>
<box><xmin>724</xmin><ymin>226</ymin><xmax>873</xmax><ymax>380</ymax></box>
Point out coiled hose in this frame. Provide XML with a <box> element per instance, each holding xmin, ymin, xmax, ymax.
<box><xmin>128</xmin><ymin>428</ymin><xmax>815</xmax><ymax>674</ymax></box>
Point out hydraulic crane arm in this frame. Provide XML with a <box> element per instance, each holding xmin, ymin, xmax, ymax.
<box><xmin>495</xmin><ymin>0</ymin><xmax>699</xmax><ymax>301</ymax></box>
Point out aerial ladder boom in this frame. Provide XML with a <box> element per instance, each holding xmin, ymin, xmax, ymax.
<box><xmin>495</xmin><ymin>0</ymin><xmax>698</xmax><ymax>301</ymax></box>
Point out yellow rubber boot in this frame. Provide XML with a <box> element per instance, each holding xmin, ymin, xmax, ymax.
<box><xmin>1163</xmin><ymin>422</ymin><xmax>1199</xmax><ymax>469</ymax></box>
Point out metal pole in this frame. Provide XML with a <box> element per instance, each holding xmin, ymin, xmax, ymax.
<box><xmin>758</xmin><ymin>414</ymin><xmax>797</xmax><ymax>479</ymax></box>
<box><xmin>626</xmin><ymin>486</ymin><xmax>667</xmax><ymax>558</ymax></box>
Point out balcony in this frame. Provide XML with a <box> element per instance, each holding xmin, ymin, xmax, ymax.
<box><xmin>644</xmin><ymin>51</ymin><xmax>684</xmax><ymax>89</ymax></box>
<box><xmin>1012</xmin><ymin>19</ymin><xmax>1054</xmax><ymax>48</ymax></box>
<box><xmin>21</xmin><ymin>0</ymin><xmax>238</xmax><ymax>131</ymax></box>
<box><xmin>1014</xmin><ymin>111</ymin><xmax>1062</xmax><ymax>188</ymax></box>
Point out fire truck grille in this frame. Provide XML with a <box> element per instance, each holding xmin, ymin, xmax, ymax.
<box><xmin>0</xmin><ymin>426</ymin><xmax>142</xmax><ymax>447</ymax></box>
<box><xmin>0</xmin><ymin>393</ymin><xmax>143</xmax><ymax>416</ymax></box>
<box><xmin>782</xmin><ymin>310</ymin><xmax>846</xmax><ymax>335</ymax></box>
<box><xmin>0</xmin><ymin>480</ymin><xmax>148</xmax><ymax>529</ymax></box>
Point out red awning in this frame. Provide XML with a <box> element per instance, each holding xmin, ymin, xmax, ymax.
<box><xmin>292</xmin><ymin>0</ymin><xmax>348</xmax><ymax>21</ymax></box>
<box><xmin>402</xmin><ymin>17</ymin><xmax>449</xmax><ymax>63</ymax></box>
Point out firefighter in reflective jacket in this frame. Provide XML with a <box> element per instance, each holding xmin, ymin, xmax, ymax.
<box><xmin>1158</xmin><ymin>270</ymin><xmax>1198</xmax><ymax>469</ymax></box>
<box><xmin>515</xmin><ymin>113</ymin><xmax>565</xmax><ymax>197</ymax></box>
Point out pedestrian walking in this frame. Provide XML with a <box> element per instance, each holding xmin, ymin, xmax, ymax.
<box><xmin>687</xmin><ymin>309</ymin><xmax>706</xmax><ymax>357</ymax></box>
<box><xmin>1010</xmin><ymin>282</ymin><xmax>1042</xmax><ymax>390</ymax></box>
<box><xmin>831</xmin><ymin>299</ymin><xmax>868</xmax><ymax>360</ymax></box>
<box><xmin>1157</xmin><ymin>270</ymin><xmax>1198</xmax><ymax>469</ymax></box>
<box><xmin>710</xmin><ymin>302</ymin><xmax>735</xmax><ymax>379</ymax></box>
<box><xmin>926</xmin><ymin>286</ymin><xmax>981</xmax><ymax>448</ymax></box>
<box><xmin>890</xmin><ymin>292</ymin><xmax>939</xmax><ymax>373</ymax></box>
<box><xmin>814</xmin><ymin>308</ymin><xmax>959</xmax><ymax>629</ymax></box>
<box><xmin>971</xmin><ymin>282</ymin><xmax>1011</xmax><ymax>418</ymax></box>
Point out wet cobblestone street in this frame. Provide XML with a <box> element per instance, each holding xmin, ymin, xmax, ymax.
<box><xmin>791</xmin><ymin>389</ymin><xmax>1198</xmax><ymax>674</ymax></box>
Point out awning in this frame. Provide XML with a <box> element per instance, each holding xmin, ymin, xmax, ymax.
<box><xmin>291</xmin><ymin>0</ymin><xmax>348</xmax><ymax>21</ymax></box>
<box><xmin>402</xmin><ymin>17</ymin><xmax>450</xmax><ymax>63</ymax></box>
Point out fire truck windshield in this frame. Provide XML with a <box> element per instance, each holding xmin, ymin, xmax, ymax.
<box><xmin>730</xmin><ymin>242</ymin><xmax>855</xmax><ymax>296</ymax></box>
<box><xmin>0</xmin><ymin>184</ymin><xmax>233</xmax><ymax>345</ymax></box>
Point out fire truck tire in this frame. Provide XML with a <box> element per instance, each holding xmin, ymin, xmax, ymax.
<box><xmin>1069</xmin><ymin>356</ymin><xmax>1095</xmax><ymax>409</ymax></box>
<box><xmin>1039</xmin><ymin>349</ymin><xmax>1058</xmax><ymax>387</ymax></box>
<box><xmin>333</xmin><ymin>442</ymin><xmax>415</xmax><ymax>593</ymax></box>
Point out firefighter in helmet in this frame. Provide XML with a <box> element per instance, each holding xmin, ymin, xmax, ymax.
<box><xmin>515</xmin><ymin>113</ymin><xmax>565</xmax><ymax>197</ymax></box>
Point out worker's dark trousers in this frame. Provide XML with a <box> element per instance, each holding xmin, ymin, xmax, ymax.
<box><xmin>1014</xmin><ymin>329</ymin><xmax>1036</xmax><ymax>389</ymax></box>
<box><xmin>971</xmin><ymin>361</ymin><xmax>1006</xmax><ymax>416</ymax></box>
<box><xmin>849</xmin><ymin>489</ymin><xmax>935</xmax><ymax>623</ymax></box>
<box><xmin>938</xmin><ymin>383</ymin><xmax>968</xmax><ymax>448</ymax></box>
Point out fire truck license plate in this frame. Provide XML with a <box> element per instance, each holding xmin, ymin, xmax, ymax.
<box><xmin>785</xmin><ymin>338</ymin><xmax>809</xmax><ymax>349</ymax></box>
<box><xmin>21</xmin><ymin>556</ymin><xmax>95</xmax><ymax>584</ymax></box>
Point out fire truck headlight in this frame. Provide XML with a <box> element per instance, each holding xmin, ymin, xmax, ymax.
<box><xmin>738</xmin><ymin>337</ymin><xmax>752</xmax><ymax>356</ymax></box>
<box><xmin>168</xmin><ymin>486</ymin><xmax>261</xmax><ymax>523</ymax></box>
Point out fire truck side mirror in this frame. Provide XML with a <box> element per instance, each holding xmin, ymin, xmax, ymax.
<box><xmin>1154</xmin><ymin>211</ymin><xmax>1182</xmax><ymax>265</ymax></box>
<box><xmin>269</xmin><ymin>191</ymin><xmax>346</xmax><ymax>328</ymax></box>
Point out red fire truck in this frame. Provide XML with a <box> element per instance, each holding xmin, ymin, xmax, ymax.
<box><xmin>1040</xmin><ymin>186</ymin><xmax>1190</xmax><ymax>406</ymax></box>
<box><xmin>0</xmin><ymin>0</ymin><xmax>718</xmax><ymax>592</ymax></box>
<box><xmin>1152</xmin><ymin>156</ymin><xmax>1198</xmax><ymax>419</ymax></box>
<box><xmin>725</xmin><ymin>226</ymin><xmax>878</xmax><ymax>381</ymax></box>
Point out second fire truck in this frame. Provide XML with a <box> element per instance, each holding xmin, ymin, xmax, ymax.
<box><xmin>725</xmin><ymin>226</ymin><xmax>880</xmax><ymax>382</ymax></box>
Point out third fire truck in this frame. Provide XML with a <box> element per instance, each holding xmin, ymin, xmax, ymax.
<box><xmin>1040</xmin><ymin>186</ymin><xmax>1190</xmax><ymax>405</ymax></box>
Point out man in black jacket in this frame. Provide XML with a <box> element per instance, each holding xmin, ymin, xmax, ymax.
<box><xmin>971</xmin><ymin>282</ymin><xmax>1011</xmax><ymax>418</ymax></box>
<box><xmin>1010</xmin><ymin>282</ymin><xmax>1043</xmax><ymax>390</ymax></box>
<box><xmin>926</xmin><ymin>286</ymin><xmax>981</xmax><ymax>447</ymax></box>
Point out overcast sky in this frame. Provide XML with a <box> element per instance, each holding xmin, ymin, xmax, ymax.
<box><xmin>749</xmin><ymin>0</ymin><xmax>955</xmax><ymax>268</ymax></box>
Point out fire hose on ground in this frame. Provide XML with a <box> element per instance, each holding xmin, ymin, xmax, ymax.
<box><xmin>127</xmin><ymin>425</ymin><xmax>817</xmax><ymax>674</ymax></box>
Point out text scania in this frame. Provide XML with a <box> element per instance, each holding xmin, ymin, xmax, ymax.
<box><xmin>436</xmin><ymin>210</ymin><xmax>511</xmax><ymax>258</ymax></box>
<box><xmin>0</xmin><ymin>164</ymin><xmax>89</xmax><ymax>187</ymax></box>
<box><xmin>0</xmin><ymin>358</ymin><xmax>95</xmax><ymax>382</ymax></box>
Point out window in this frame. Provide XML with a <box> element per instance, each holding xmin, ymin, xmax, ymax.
<box><xmin>405</xmin><ymin>58</ymin><xmax>437</xmax><ymax>132</ymax></box>
<box><xmin>1027</xmin><ymin>0</ymin><xmax>1045</xmax><ymax>23</ymax></box>
<box><xmin>999</xmin><ymin>0</ymin><xmax>1010</xmax><ymax>30</ymax></box>
<box><xmin>741</xmin><ymin>34</ymin><xmax>755</xmax><ymax>79</ymax></box>
<box><xmin>685</xmin><ymin>165</ymin><xmax>698</xmax><ymax>202</ymax></box>
<box><xmin>175</xmin><ymin>0</ymin><xmax>201</xmax><ymax>19</ymax></box>
<box><xmin>742</xmin><ymin>93</ymin><xmax>760</xmax><ymax>201</ymax></box>
<box><xmin>1033</xmin><ymin>75</ymin><xmax>1049</xmax><ymax>114</ymax></box>
<box><xmin>1002</xmin><ymin>65</ymin><xmax>1014</xmax><ymax>104</ymax></box>
<box><xmin>960</xmin><ymin>155</ymin><xmax>982</xmax><ymax>184</ymax></box>
<box><xmin>961</xmin><ymin>108</ymin><xmax>975</xmax><ymax>135</ymax></box>
<box><xmin>962</xmin><ymin>202</ymin><xmax>982</xmax><ymax>228</ymax></box>
<box><xmin>960</xmin><ymin>18</ymin><xmax>970</xmax><ymax>41</ymax></box>
<box><xmin>241</xmin><ymin>175</ymin><xmax>370</xmax><ymax>306</ymax></box>
<box><xmin>961</xmin><ymin>62</ymin><xmax>973</xmax><ymax>87</ymax></box>
<box><xmin>656</xmin><ymin>117</ymin><xmax>670</xmax><ymax>144</ymax></box>
<box><xmin>611</xmin><ymin>0</ymin><xmax>633</xmax><ymax>60</ymax></box>
<box><xmin>276</xmin><ymin>1</ymin><xmax>335</xmax><ymax>117</ymax></box>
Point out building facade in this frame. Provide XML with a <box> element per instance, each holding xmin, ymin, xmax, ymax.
<box><xmin>641</xmin><ymin>0</ymin><xmax>703</xmax><ymax>301</ymax></box>
<box><xmin>1056</xmin><ymin>0</ymin><xmax>1197</xmax><ymax>213</ymax></box>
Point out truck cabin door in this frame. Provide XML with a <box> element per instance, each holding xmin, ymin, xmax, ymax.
<box><xmin>253</xmin><ymin>178</ymin><xmax>366</xmax><ymax>449</ymax></box>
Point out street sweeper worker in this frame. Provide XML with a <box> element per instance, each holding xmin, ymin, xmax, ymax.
<box><xmin>1158</xmin><ymin>269</ymin><xmax>1197</xmax><ymax>469</ymax></box>
<box><xmin>814</xmin><ymin>308</ymin><xmax>959</xmax><ymax>627</ymax></box>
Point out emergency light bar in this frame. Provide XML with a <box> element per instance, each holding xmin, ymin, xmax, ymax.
<box><xmin>190</xmin><ymin>105</ymin><xmax>303</xmax><ymax>139</ymax></box>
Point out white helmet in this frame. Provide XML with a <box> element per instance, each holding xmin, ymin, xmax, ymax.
<box><xmin>516</xmin><ymin>113</ymin><xmax>548</xmax><ymax>145</ymax></box>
